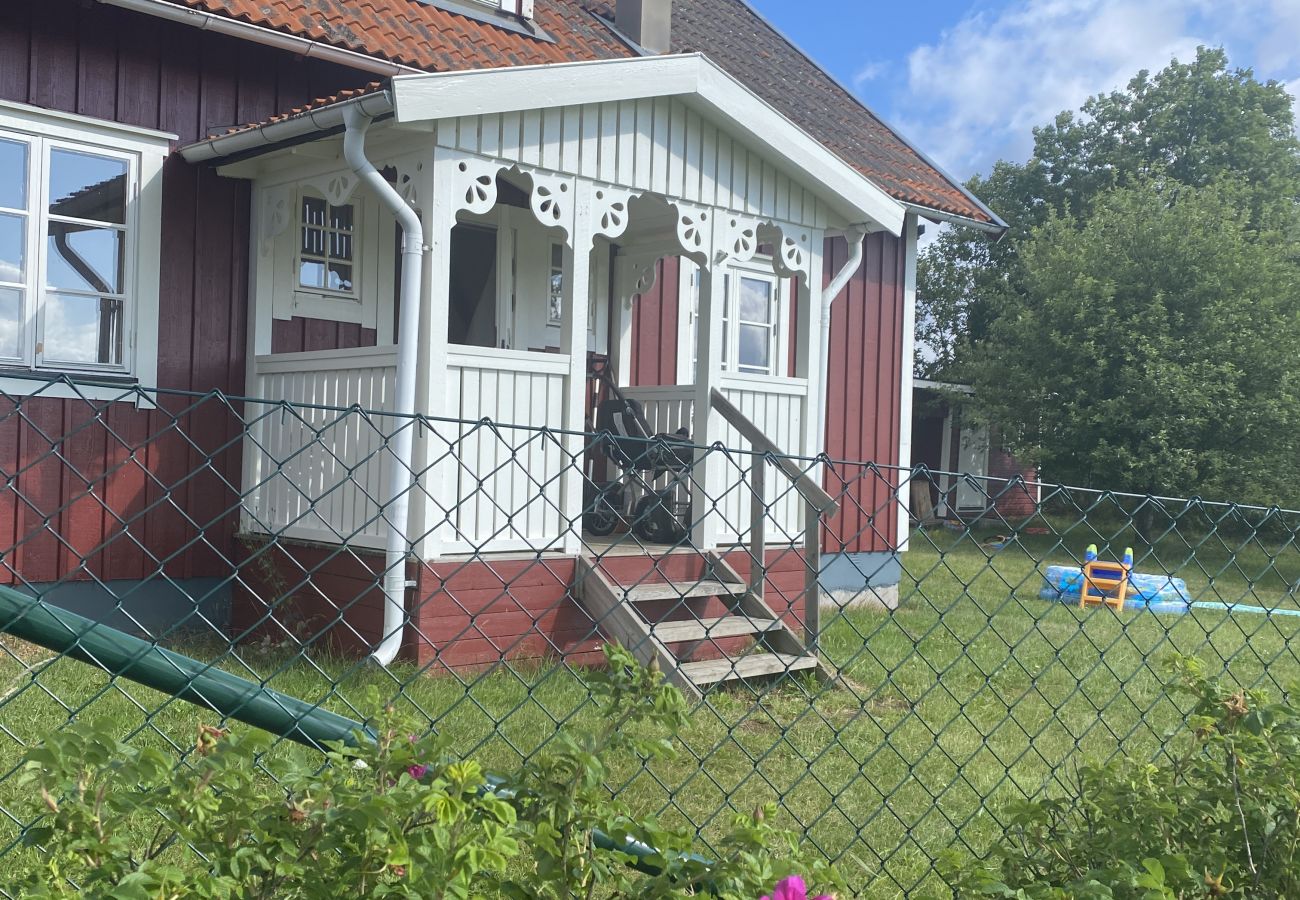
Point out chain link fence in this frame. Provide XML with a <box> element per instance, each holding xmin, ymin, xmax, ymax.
<box><xmin>0</xmin><ymin>378</ymin><xmax>1297</xmax><ymax>896</ymax></box>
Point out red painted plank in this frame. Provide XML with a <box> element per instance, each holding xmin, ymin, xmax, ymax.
<box><xmin>0</xmin><ymin>397</ymin><xmax>20</xmax><ymax>584</ymax></box>
<box><xmin>0</xmin><ymin>4</ymin><xmax>31</xmax><ymax>103</ymax></box>
<box><xmin>15</xmin><ymin>399</ymin><xmax>64</xmax><ymax>585</ymax></box>
<box><xmin>27</xmin><ymin>1</ymin><xmax>76</xmax><ymax>112</ymax></box>
<box><xmin>58</xmin><ymin>402</ymin><xmax>108</xmax><ymax>581</ymax></box>
<box><xmin>76</xmin><ymin>3</ymin><xmax>119</xmax><ymax>122</ymax></box>
<box><xmin>116</xmin><ymin>15</ymin><xmax>162</xmax><ymax>130</ymax></box>
<box><xmin>103</xmin><ymin>403</ymin><xmax>149</xmax><ymax>582</ymax></box>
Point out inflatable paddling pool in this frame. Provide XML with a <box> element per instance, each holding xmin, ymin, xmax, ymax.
<box><xmin>1040</xmin><ymin>565</ymin><xmax>1191</xmax><ymax>613</ymax></box>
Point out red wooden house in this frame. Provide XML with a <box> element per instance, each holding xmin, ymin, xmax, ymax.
<box><xmin>0</xmin><ymin>0</ymin><xmax>1003</xmax><ymax>694</ymax></box>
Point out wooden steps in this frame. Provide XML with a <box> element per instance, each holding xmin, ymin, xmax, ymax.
<box><xmin>651</xmin><ymin>614</ymin><xmax>782</xmax><ymax>643</ymax></box>
<box><xmin>681</xmin><ymin>652</ymin><xmax>819</xmax><ymax>685</ymax></box>
<box><xmin>623</xmin><ymin>579</ymin><xmax>745</xmax><ymax>603</ymax></box>
<box><xmin>574</xmin><ymin>551</ymin><xmax>830</xmax><ymax>700</ymax></box>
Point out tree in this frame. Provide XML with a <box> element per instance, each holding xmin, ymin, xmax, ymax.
<box><xmin>967</xmin><ymin>177</ymin><xmax>1300</xmax><ymax>504</ymax></box>
<box><xmin>916</xmin><ymin>47</ymin><xmax>1300</xmax><ymax>382</ymax></box>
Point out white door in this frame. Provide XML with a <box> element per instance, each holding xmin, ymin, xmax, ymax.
<box><xmin>955</xmin><ymin>419</ymin><xmax>989</xmax><ymax>511</ymax></box>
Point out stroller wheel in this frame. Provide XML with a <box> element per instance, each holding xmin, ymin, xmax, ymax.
<box><xmin>631</xmin><ymin>493</ymin><xmax>688</xmax><ymax>545</ymax></box>
<box><xmin>584</xmin><ymin>508</ymin><xmax>619</xmax><ymax>537</ymax></box>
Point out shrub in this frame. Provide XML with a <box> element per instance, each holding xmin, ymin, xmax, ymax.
<box><xmin>16</xmin><ymin>644</ymin><xmax>840</xmax><ymax>899</ymax></box>
<box><xmin>941</xmin><ymin>656</ymin><xmax>1300</xmax><ymax>899</ymax></box>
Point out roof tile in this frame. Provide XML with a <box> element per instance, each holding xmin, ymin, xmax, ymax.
<box><xmin>163</xmin><ymin>0</ymin><xmax>994</xmax><ymax>225</ymax></box>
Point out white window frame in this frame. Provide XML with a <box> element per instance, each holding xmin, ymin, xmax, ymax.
<box><xmin>677</xmin><ymin>257</ymin><xmax>791</xmax><ymax>383</ymax></box>
<box><xmin>0</xmin><ymin>100</ymin><xmax>170</xmax><ymax>404</ymax></box>
<box><xmin>293</xmin><ymin>188</ymin><xmax>363</xmax><ymax>316</ymax></box>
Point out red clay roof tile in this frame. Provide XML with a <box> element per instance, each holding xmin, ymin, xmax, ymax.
<box><xmin>162</xmin><ymin>0</ymin><xmax>997</xmax><ymax>226</ymax></box>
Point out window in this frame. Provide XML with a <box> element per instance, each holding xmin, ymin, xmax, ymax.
<box><xmin>0</xmin><ymin>102</ymin><xmax>167</xmax><ymax>394</ymax></box>
<box><xmin>298</xmin><ymin>195</ymin><xmax>356</xmax><ymax>295</ymax></box>
<box><xmin>680</xmin><ymin>261</ymin><xmax>786</xmax><ymax>381</ymax></box>
<box><xmin>734</xmin><ymin>274</ymin><xmax>777</xmax><ymax>374</ymax></box>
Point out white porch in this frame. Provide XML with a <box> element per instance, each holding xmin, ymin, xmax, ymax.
<box><xmin>222</xmin><ymin>55</ymin><xmax>905</xmax><ymax>559</ymax></box>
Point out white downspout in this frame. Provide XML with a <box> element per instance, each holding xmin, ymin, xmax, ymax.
<box><xmin>342</xmin><ymin>103</ymin><xmax>424</xmax><ymax>667</ymax></box>
<box><xmin>816</xmin><ymin>225</ymin><xmax>869</xmax><ymax>451</ymax></box>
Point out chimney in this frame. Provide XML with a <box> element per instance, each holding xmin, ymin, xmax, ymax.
<box><xmin>616</xmin><ymin>0</ymin><xmax>673</xmax><ymax>55</ymax></box>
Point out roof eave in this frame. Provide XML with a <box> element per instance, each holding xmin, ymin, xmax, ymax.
<box><xmin>179</xmin><ymin>90</ymin><xmax>396</xmax><ymax>164</ymax></box>
<box><xmin>906</xmin><ymin>202</ymin><xmax>1008</xmax><ymax>238</ymax></box>
<box><xmin>389</xmin><ymin>54</ymin><xmax>906</xmax><ymax>234</ymax></box>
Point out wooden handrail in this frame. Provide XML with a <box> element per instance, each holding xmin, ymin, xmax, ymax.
<box><xmin>709</xmin><ymin>387</ymin><xmax>833</xmax><ymax>654</ymax></box>
<box><xmin>709</xmin><ymin>389</ymin><xmax>839</xmax><ymax>515</ymax></box>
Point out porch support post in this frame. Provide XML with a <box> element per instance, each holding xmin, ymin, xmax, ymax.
<box><xmin>796</xmin><ymin>232</ymin><xmax>826</xmax><ymax>460</ymax></box>
<box><xmin>413</xmin><ymin>146</ymin><xmax>461</xmax><ymax>561</ymax></box>
<box><xmin>690</xmin><ymin>256</ymin><xmax>726</xmax><ymax>549</ymax></box>
<box><xmin>560</xmin><ymin>179</ymin><xmax>595</xmax><ymax>554</ymax></box>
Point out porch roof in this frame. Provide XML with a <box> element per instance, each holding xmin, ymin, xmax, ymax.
<box><xmin>180</xmin><ymin>54</ymin><xmax>907</xmax><ymax>235</ymax></box>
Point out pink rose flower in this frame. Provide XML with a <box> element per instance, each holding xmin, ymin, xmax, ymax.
<box><xmin>760</xmin><ymin>876</ymin><xmax>833</xmax><ymax>900</ymax></box>
<box><xmin>407</xmin><ymin>764</ymin><xmax>428</xmax><ymax>780</ymax></box>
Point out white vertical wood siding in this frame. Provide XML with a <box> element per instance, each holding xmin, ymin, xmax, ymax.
<box><xmin>245</xmin><ymin>347</ymin><xmax>398</xmax><ymax>550</ymax></box>
<box><xmin>622</xmin><ymin>376</ymin><xmax>808</xmax><ymax>542</ymax></box>
<box><xmin>441</xmin><ymin>348</ymin><xmax>569</xmax><ymax>552</ymax></box>
<box><xmin>440</xmin><ymin>98</ymin><xmax>830</xmax><ymax>230</ymax></box>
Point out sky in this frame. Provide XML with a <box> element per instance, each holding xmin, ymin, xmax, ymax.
<box><xmin>746</xmin><ymin>0</ymin><xmax>1300</xmax><ymax>184</ymax></box>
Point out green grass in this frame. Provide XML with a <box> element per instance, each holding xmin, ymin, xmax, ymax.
<box><xmin>1</xmin><ymin>524</ymin><xmax>1298</xmax><ymax>897</ymax></box>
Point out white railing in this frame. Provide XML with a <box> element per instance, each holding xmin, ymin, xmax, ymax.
<box><xmin>622</xmin><ymin>375</ymin><xmax>810</xmax><ymax>541</ymax></box>
<box><xmin>718</xmin><ymin>374</ymin><xmax>808</xmax><ymax>540</ymax></box>
<box><xmin>245</xmin><ymin>346</ymin><xmax>399</xmax><ymax>550</ymax></box>
<box><xmin>439</xmin><ymin>346</ymin><xmax>569</xmax><ymax>553</ymax></box>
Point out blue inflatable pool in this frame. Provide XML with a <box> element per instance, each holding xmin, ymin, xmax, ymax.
<box><xmin>1040</xmin><ymin>565</ymin><xmax>1191</xmax><ymax>612</ymax></box>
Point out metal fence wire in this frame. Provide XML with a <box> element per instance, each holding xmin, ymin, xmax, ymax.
<box><xmin>0</xmin><ymin>378</ymin><xmax>1298</xmax><ymax>897</ymax></box>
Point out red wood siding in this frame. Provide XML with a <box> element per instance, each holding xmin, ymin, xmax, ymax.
<box><xmin>624</xmin><ymin>236</ymin><xmax>909</xmax><ymax>555</ymax></box>
<box><xmin>0</xmin><ymin>0</ymin><xmax>373</xmax><ymax>586</ymax></box>
<box><xmin>627</xmin><ymin>257</ymin><xmax>681</xmax><ymax>386</ymax></box>
<box><xmin>822</xmin><ymin>233</ymin><xmax>905</xmax><ymax>554</ymax></box>
<box><xmin>271</xmin><ymin>318</ymin><xmax>379</xmax><ymax>354</ymax></box>
<box><xmin>234</xmin><ymin>541</ymin><xmax>810</xmax><ymax>670</ymax></box>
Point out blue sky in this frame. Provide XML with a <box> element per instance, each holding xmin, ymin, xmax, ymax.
<box><xmin>747</xmin><ymin>0</ymin><xmax>1300</xmax><ymax>183</ymax></box>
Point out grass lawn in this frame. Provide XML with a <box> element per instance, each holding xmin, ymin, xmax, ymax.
<box><xmin>0</xmin><ymin>522</ymin><xmax>1297</xmax><ymax>897</ymax></box>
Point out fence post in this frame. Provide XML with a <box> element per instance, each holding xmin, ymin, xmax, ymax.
<box><xmin>749</xmin><ymin>457</ymin><xmax>766</xmax><ymax>600</ymax></box>
<box><xmin>804</xmin><ymin>497</ymin><xmax>821</xmax><ymax>652</ymax></box>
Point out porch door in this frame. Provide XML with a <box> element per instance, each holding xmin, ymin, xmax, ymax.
<box><xmin>955</xmin><ymin>419</ymin><xmax>990</xmax><ymax>511</ymax></box>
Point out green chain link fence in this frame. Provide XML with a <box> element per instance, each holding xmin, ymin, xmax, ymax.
<box><xmin>0</xmin><ymin>378</ymin><xmax>1297</xmax><ymax>897</ymax></box>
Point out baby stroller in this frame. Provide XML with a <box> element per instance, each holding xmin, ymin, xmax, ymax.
<box><xmin>584</xmin><ymin>358</ymin><xmax>695</xmax><ymax>545</ymax></box>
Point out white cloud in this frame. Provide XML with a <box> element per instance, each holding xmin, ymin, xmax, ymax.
<box><xmin>888</xmin><ymin>0</ymin><xmax>1300</xmax><ymax>178</ymax></box>
<box><xmin>852</xmin><ymin>61</ymin><xmax>886</xmax><ymax>91</ymax></box>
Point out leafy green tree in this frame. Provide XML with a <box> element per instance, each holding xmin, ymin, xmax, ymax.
<box><xmin>916</xmin><ymin>47</ymin><xmax>1300</xmax><ymax>383</ymax></box>
<box><xmin>967</xmin><ymin>177</ymin><xmax>1300</xmax><ymax>503</ymax></box>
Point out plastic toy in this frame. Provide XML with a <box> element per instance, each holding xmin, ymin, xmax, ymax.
<box><xmin>1078</xmin><ymin>544</ymin><xmax>1132</xmax><ymax>611</ymax></box>
<box><xmin>1040</xmin><ymin>546</ymin><xmax>1193</xmax><ymax>613</ymax></box>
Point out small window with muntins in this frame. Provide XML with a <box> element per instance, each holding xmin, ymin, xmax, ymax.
<box><xmin>298</xmin><ymin>195</ymin><xmax>356</xmax><ymax>295</ymax></box>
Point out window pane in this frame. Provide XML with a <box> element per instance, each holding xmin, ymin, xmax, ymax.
<box><xmin>302</xmin><ymin>196</ymin><xmax>326</xmax><ymax>225</ymax></box>
<box><xmin>299</xmin><ymin>259</ymin><xmax>326</xmax><ymax>289</ymax></box>
<box><xmin>738</xmin><ymin>276</ymin><xmax>772</xmax><ymax>323</ymax></box>
<box><xmin>738</xmin><ymin>323</ymin><xmax>770</xmax><ymax>371</ymax></box>
<box><xmin>0</xmin><ymin>286</ymin><xmax>22</xmax><ymax>360</ymax></box>
<box><xmin>0</xmin><ymin>139</ymin><xmax>27</xmax><ymax>210</ymax></box>
<box><xmin>329</xmin><ymin>230</ymin><xmax>353</xmax><ymax>262</ymax></box>
<box><xmin>48</xmin><ymin>149</ymin><xmax>127</xmax><ymax>224</ymax></box>
<box><xmin>328</xmin><ymin>203</ymin><xmax>353</xmax><ymax>231</ymax></box>
<box><xmin>327</xmin><ymin>262</ymin><xmax>353</xmax><ymax>293</ymax></box>
<box><xmin>46</xmin><ymin>224</ymin><xmax>123</xmax><ymax>294</ymax></box>
<box><xmin>0</xmin><ymin>213</ymin><xmax>24</xmax><ymax>283</ymax></box>
<box><xmin>43</xmin><ymin>292</ymin><xmax>122</xmax><ymax>365</ymax></box>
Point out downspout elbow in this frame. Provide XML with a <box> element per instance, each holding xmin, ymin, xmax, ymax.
<box><xmin>342</xmin><ymin>102</ymin><xmax>425</xmax><ymax>668</ymax></box>
<box><xmin>816</xmin><ymin>226</ymin><xmax>869</xmax><ymax>455</ymax></box>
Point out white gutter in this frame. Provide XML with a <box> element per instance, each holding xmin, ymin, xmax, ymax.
<box><xmin>181</xmin><ymin>91</ymin><xmax>395</xmax><ymax>164</ymax></box>
<box><xmin>904</xmin><ymin>202</ymin><xmax>1007</xmax><ymax>238</ymax></box>
<box><xmin>96</xmin><ymin>0</ymin><xmax>418</xmax><ymax>77</ymax></box>
<box><xmin>341</xmin><ymin>104</ymin><xmax>425</xmax><ymax>667</ymax></box>
<box><xmin>816</xmin><ymin>225</ymin><xmax>869</xmax><ymax>451</ymax></box>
